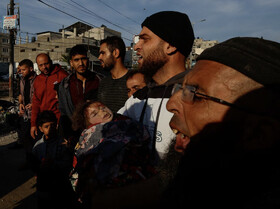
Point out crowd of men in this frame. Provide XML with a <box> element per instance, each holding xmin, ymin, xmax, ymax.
<box><xmin>14</xmin><ymin>10</ymin><xmax>280</xmax><ymax>209</ymax></box>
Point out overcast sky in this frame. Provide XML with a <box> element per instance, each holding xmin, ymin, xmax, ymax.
<box><xmin>1</xmin><ymin>0</ymin><xmax>280</xmax><ymax>46</ymax></box>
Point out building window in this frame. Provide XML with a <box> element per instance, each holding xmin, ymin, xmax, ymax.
<box><xmin>2</xmin><ymin>38</ymin><xmax>8</xmax><ymax>43</ymax></box>
<box><xmin>20</xmin><ymin>49</ymin><xmax>25</xmax><ymax>52</ymax></box>
<box><xmin>38</xmin><ymin>43</ymin><xmax>40</xmax><ymax>47</ymax></box>
<box><xmin>32</xmin><ymin>48</ymin><xmax>36</xmax><ymax>51</ymax></box>
<box><xmin>55</xmin><ymin>46</ymin><xmax>59</xmax><ymax>48</ymax></box>
<box><xmin>2</xmin><ymin>48</ymin><xmax>8</xmax><ymax>53</ymax></box>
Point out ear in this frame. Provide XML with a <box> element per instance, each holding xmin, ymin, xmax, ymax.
<box><xmin>39</xmin><ymin>126</ymin><xmax>43</xmax><ymax>133</ymax></box>
<box><xmin>113</xmin><ymin>48</ymin><xmax>120</xmax><ymax>59</ymax></box>
<box><xmin>70</xmin><ymin>60</ymin><xmax>73</xmax><ymax>67</ymax></box>
<box><xmin>166</xmin><ymin>44</ymin><xmax>178</xmax><ymax>56</ymax></box>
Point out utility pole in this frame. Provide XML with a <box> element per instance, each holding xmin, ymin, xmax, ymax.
<box><xmin>6</xmin><ymin>0</ymin><xmax>19</xmax><ymax>100</ymax></box>
<box><xmin>9</xmin><ymin>0</ymin><xmax>15</xmax><ymax>99</ymax></box>
<box><xmin>8</xmin><ymin>0</ymin><xmax>15</xmax><ymax>99</ymax></box>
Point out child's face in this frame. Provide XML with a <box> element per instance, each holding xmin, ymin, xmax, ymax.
<box><xmin>86</xmin><ymin>102</ymin><xmax>113</xmax><ymax>125</ymax></box>
<box><xmin>39</xmin><ymin>121</ymin><xmax>57</xmax><ymax>140</ymax></box>
<box><xmin>19</xmin><ymin>64</ymin><xmax>32</xmax><ymax>78</ymax></box>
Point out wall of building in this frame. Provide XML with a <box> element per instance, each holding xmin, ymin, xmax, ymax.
<box><xmin>0</xmin><ymin>31</ymin><xmax>10</xmax><ymax>63</ymax></box>
<box><xmin>14</xmin><ymin>34</ymin><xmax>91</xmax><ymax>63</ymax></box>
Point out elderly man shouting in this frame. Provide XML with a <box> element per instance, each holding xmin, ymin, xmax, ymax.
<box><xmin>164</xmin><ymin>37</ymin><xmax>280</xmax><ymax>209</ymax></box>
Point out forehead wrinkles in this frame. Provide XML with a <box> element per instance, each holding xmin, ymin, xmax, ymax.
<box><xmin>185</xmin><ymin>61</ymin><xmax>255</xmax><ymax>95</ymax></box>
<box><xmin>219</xmin><ymin>66</ymin><xmax>262</xmax><ymax>98</ymax></box>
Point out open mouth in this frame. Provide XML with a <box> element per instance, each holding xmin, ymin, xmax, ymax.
<box><xmin>171</xmin><ymin>126</ymin><xmax>191</xmax><ymax>152</ymax></box>
<box><xmin>136</xmin><ymin>53</ymin><xmax>143</xmax><ymax>63</ymax></box>
<box><xmin>172</xmin><ymin>128</ymin><xmax>188</xmax><ymax>141</ymax></box>
<box><xmin>103</xmin><ymin>112</ymin><xmax>112</xmax><ymax>120</ymax></box>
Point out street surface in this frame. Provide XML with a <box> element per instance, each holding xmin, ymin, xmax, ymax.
<box><xmin>0</xmin><ymin>131</ymin><xmax>37</xmax><ymax>209</ymax></box>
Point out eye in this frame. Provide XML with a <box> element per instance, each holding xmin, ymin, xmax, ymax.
<box><xmin>91</xmin><ymin>111</ymin><xmax>97</xmax><ymax>117</ymax></box>
<box><xmin>193</xmin><ymin>93</ymin><xmax>204</xmax><ymax>101</ymax></box>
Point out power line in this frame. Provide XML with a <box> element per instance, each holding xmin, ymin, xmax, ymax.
<box><xmin>96</xmin><ymin>0</ymin><xmax>140</xmax><ymax>25</ymax></box>
<box><xmin>38</xmin><ymin>0</ymin><xmax>98</xmax><ymax>28</ymax></box>
<box><xmin>37</xmin><ymin>0</ymin><xmax>133</xmax><ymax>42</ymax></box>
<box><xmin>68</xmin><ymin>0</ymin><xmax>135</xmax><ymax>35</ymax></box>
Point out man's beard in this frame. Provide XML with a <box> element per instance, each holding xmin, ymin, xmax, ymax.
<box><xmin>102</xmin><ymin>55</ymin><xmax>115</xmax><ymax>72</ymax></box>
<box><xmin>139</xmin><ymin>45</ymin><xmax>168</xmax><ymax>80</ymax></box>
<box><xmin>75</xmin><ymin>68</ymin><xmax>88</xmax><ymax>77</ymax></box>
<box><xmin>158</xmin><ymin>138</ymin><xmax>183</xmax><ymax>189</ymax></box>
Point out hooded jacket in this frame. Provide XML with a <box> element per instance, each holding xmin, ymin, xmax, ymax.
<box><xmin>118</xmin><ymin>71</ymin><xmax>188</xmax><ymax>158</ymax></box>
<box><xmin>19</xmin><ymin>71</ymin><xmax>36</xmax><ymax>119</ymax></box>
<box><xmin>31</xmin><ymin>64</ymin><xmax>68</xmax><ymax>127</ymax></box>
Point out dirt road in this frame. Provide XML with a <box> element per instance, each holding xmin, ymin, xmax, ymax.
<box><xmin>0</xmin><ymin>131</ymin><xmax>37</xmax><ymax>209</ymax></box>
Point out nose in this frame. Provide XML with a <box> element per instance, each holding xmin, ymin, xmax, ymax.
<box><xmin>77</xmin><ymin>59</ymin><xmax>83</xmax><ymax>65</ymax></box>
<box><xmin>98</xmin><ymin>54</ymin><xmax>102</xmax><ymax>60</ymax></box>
<box><xmin>134</xmin><ymin>41</ymin><xmax>140</xmax><ymax>51</ymax></box>
<box><xmin>128</xmin><ymin>90</ymin><xmax>133</xmax><ymax>98</ymax></box>
<box><xmin>166</xmin><ymin>91</ymin><xmax>181</xmax><ymax>114</ymax></box>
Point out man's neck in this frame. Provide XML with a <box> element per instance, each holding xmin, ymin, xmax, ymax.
<box><xmin>110</xmin><ymin>62</ymin><xmax>128</xmax><ymax>79</ymax></box>
<box><xmin>76</xmin><ymin>71</ymin><xmax>87</xmax><ymax>82</ymax></box>
<box><xmin>28</xmin><ymin>71</ymin><xmax>36</xmax><ymax>80</ymax></box>
<box><xmin>152</xmin><ymin>62</ymin><xmax>186</xmax><ymax>85</ymax></box>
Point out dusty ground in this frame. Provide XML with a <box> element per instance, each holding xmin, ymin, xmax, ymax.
<box><xmin>0</xmin><ymin>131</ymin><xmax>37</xmax><ymax>209</ymax></box>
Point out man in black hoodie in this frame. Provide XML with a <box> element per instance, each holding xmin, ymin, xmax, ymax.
<box><xmin>118</xmin><ymin>11</ymin><xmax>194</xmax><ymax>160</ymax></box>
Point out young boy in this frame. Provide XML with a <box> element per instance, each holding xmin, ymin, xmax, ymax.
<box><xmin>13</xmin><ymin>59</ymin><xmax>36</xmax><ymax>154</ymax></box>
<box><xmin>31</xmin><ymin>110</ymin><xmax>80</xmax><ymax>209</ymax></box>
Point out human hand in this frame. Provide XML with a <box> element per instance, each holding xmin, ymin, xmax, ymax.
<box><xmin>19</xmin><ymin>104</ymin><xmax>25</xmax><ymax>115</ymax></box>
<box><xmin>30</xmin><ymin>126</ymin><xmax>37</xmax><ymax>139</ymax></box>
<box><xmin>25</xmin><ymin>103</ymin><xmax>32</xmax><ymax>110</ymax></box>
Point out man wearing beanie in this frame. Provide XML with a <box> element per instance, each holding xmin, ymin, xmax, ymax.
<box><xmin>118</xmin><ymin>11</ymin><xmax>194</xmax><ymax>160</ymax></box>
<box><xmin>164</xmin><ymin>37</ymin><xmax>280</xmax><ymax>208</ymax></box>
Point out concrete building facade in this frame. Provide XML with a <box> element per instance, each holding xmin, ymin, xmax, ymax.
<box><xmin>0</xmin><ymin>29</ymin><xmax>10</xmax><ymax>63</ymax></box>
<box><xmin>14</xmin><ymin>22</ymin><xmax>121</xmax><ymax>72</ymax></box>
<box><xmin>189</xmin><ymin>38</ymin><xmax>219</xmax><ymax>67</ymax></box>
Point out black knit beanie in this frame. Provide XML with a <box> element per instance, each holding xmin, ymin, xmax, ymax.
<box><xmin>141</xmin><ymin>11</ymin><xmax>194</xmax><ymax>57</ymax></box>
<box><xmin>197</xmin><ymin>37</ymin><xmax>280</xmax><ymax>86</ymax></box>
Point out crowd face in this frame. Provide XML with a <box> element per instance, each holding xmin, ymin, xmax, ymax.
<box><xmin>86</xmin><ymin>102</ymin><xmax>113</xmax><ymax>126</ymax></box>
<box><xmin>19</xmin><ymin>64</ymin><xmax>32</xmax><ymax>78</ymax></box>
<box><xmin>134</xmin><ymin>26</ymin><xmax>168</xmax><ymax>77</ymax></box>
<box><xmin>37</xmin><ymin>54</ymin><xmax>52</xmax><ymax>75</ymax></box>
<box><xmin>167</xmin><ymin>60</ymin><xmax>245</xmax><ymax>152</ymax></box>
<box><xmin>98</xmin><ymin>43</ymin><xmax>115</xmax><ymax>71</ymax></box>
<box><xmin>39</xmin><ymin>121</ymin><xmax>57</xmax><ymax>140</ymax></box>
<box><xmin>70</xmin><ymin>54</ymin><xmax>89</xmax><ymax>75</ymax></box>
<box><xmin>126</xmin><ymin>73</ymin><xmax>146</xmax><ymax>97</ymax></box>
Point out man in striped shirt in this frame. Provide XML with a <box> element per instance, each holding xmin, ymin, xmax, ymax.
<box><xmin>97</xmin><ymin>36</ymin><xmax>128</xmax><ymax>113</ymax></box>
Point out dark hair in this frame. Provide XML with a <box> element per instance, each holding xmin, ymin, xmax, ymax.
<box><xmin>71</xmin><ymin>100</ymin><xmax>100</xmax><ymax>131</ymax></box>
<box><xmin>69</xmin><ymin>44</ymin><xmax>88</xmax><ymax>59</ymax></box>
<box><xmin>19</xmin><ymin>59</ymin><xmax>33</xmax><ymax>68</ymax></box>
<box><xmin>126</xmin><ymin>69</ymin><xmax>144</xmax><ymax>80</ymax></box>
<box><xmin>126</xmin><ymin>69</ymin><xmax>149</xmax><ymax>84</ymax></box>
<box><xmin>36</xmin><ymin>53</ymin><xmax>52</xmax><ymax>63</ymax></box>
<box><xmin>100</xmin><ymin>36</ymin><xmax>126</xmax><ymax>62</ymax></box>
<box><xmin>36</xmin><ymin>110</ymin><xmax>57</xmax><ymax>127</ymax></box>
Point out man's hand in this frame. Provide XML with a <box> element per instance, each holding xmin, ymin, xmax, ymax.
<box><xmin>19</xmin><ymin>104</ymin><xmax>25</xmax><ymax>115</ymax></box>
<box><xmin>25</xmin><ymin>103</ymin><xmax>32</xmax><ymax>110</ymax></box>
<box><xmin>30</xmin><ymin>126</ymin><xmax>37</xmax><ymax>139</ymax></box>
